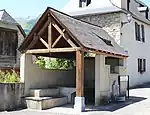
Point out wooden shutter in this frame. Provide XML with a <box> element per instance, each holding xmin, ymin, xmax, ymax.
<box><xmin>141</xmin><ymin>25</ymin><xmax>145</xmax><ymax>42</ymax></box>
<box><xmin>143</xmin><ymin>59</ymin><xmax>146</xmax><ymax>72</ymax></box>
<box><xmin>0</xmin><ymin>31</ymin><xmax>2</xmax><ymax>55</ymax></box>
<box><xmin>12</xmin><ymin>32</ymin><xmax>18</xmax><ymax>57</ymax></box>
<box><xmin>135</xmin><ymin>22</ymin><xmax>139</xmax><ymax>41</ymax></box>
<box><xmin>138</xmin><ymin>24</ymin><xmax>140</xmax><ymax>41</ymax></box>
<box><xmin>138</xmin><ymin>59</ymin><xmax>140</xmax><ymax>72</ymax></box>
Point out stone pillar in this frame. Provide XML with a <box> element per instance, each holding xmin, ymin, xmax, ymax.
<box><xmin>20</xmin><ymin>53</ymin><xmax>32</xmax><ymax>95</ymax></box>
<box><xmin>95</xmin><ymin>55</ymin><xmax>106</xmax><ymax>106</ymax></box>
<box><xmin>74</xmin><ymin>51</ymin><xmax>85</xmax><ymax>112</ymax></box>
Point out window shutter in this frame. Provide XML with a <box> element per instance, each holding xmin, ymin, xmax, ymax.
<box><xmin>0</xmin><ymin>32</ymin><xmax>2</xmax><ymax>55</ymax></box>
<box><xmin>138</xmin><ymin>24</ymin><xmax>141</xmax><ymax>41</ymax></box>
<box><xmin>138</xmin><ymin>59</ymin><xmax>140</xmax><ymax>72</ymax></box>
<box><xmin>141</xmin><ymin>25</ymin><xmax>145</xmax><ymax>42</ymax></box>
<box><xmin>135</xmin><ymin>22</ymin><xmax>139</xmax><ymax>41</ymax></box>
<box><xmin>143</xmin><ymin>59</ymin><xmax>146</xmax><ymax>72</ymax></box>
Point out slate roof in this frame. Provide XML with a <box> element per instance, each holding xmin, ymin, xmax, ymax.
<box><xmin>67</xmin><ymin>7</ymin><xmax>121</xmax><ymax>16</ymax></box>
<box><xmin>19</xmin><ymin>7</ymin><xmax>128</xmax><ymax>58</ymax></box>
<box><xmin>0</xmin><ymin>9</ymin><xmax>18</xmax><ymax>24</ymax></box>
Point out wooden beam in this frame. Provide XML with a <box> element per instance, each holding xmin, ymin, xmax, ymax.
<box><xmin>38</xmin><ymin>19</ymin><xmax>50</xmax><ymax>36</ymax></box>
<box><xmin>83</xmin><ymin>49</ymin><xmax>127</xmax><ymax>59</ymax></box>
<box><xmin>39</xmin><ymin>37</ymin><xmax>49</xmax><ymax>49</ymax></box>
<box><xmin>27</xmin><ymin>34</ymin><xmax>39</xmax><ymax>50</ymax></box>
<box><xmin>26</xmin><ymin>47</ymin><xmax>81</xmax><ymax>54</ymax></box>
<box><xmin>50</xmin><ymin>12</ymin><xmax>84</xmax><ymax>48</ymax></box>
<box><xmin>26</xmin><ymin>49</ymin><xmax>50</xmax><ymax>54</ymax></box>
<box><xmin>48</xmin><ymin>15</ymin><xmax>52</xmax><ymax>49</ymax></box>
<box><xmin>51</xmin><ymin>19</ymin><xmax>77</xmax><ymax>48</ymax></box>
<box><xmin>52</xmin><ymin>29</ymin><xmax>65</xmax><ymax>48</ymax></box>
<box><xmin>64</xmin><ymin>32</ymin><xmax>77</xmax><ymax>47</ymax></box>
<box><xmin>76</xmin><ymin>50</ymin><xmax>84</xmax><ymax>97</ymax></box>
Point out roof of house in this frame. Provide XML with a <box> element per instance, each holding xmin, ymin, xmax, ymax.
<box><xmin>0</xmin><ymin>9</ymin><xmax>18</xmax><ymax>24</ymax></box>
<box><xmin>19</xmin><ymin>7</ymin><xmax>128</xmax><ymax>58</ymax></box>
<box><xmin>62</xmin><ymin>0</ymin><xmax>150</xmax><ymax>26</ymax></box>
<box><xmin>0</xmin><ymin>9</ymin><xmax>26</xmax><ymax>38</ymax></box>
<box><xmin>66</xmin><ymin>6</ymin><xmax>121</xmax><ymax>16</ymax></box>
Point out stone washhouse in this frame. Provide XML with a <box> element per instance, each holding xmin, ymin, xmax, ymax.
<box><xmin>18</xmin><ymin>7</ymin><xmax>128</xmax><ymax>112</ymax></box>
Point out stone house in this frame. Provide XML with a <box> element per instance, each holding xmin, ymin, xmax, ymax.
<box><xmin>62</xmin><ymin>0</ymin><xmax>150</xmax><ymax>87</ymax></box>
<box><xmin>0</xmin><ymin>9</ymin><xmax>25</xmax><ymax>71</ymax></box>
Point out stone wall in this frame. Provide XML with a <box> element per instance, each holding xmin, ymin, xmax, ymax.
<box><xmin>0</xmin><ymin>83</ymin><xmax>25</xmax><ymax>111</ymax></box>
<box><xmin>76</xmin><ymin>12</ymin><xmax>121</xmax><ymax>44</ymax></box>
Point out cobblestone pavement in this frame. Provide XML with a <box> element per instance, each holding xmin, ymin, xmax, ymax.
<box><xmin>1</xmin><ymin>84</ymin><xmax>150</xmax><ymax>115</ymax></box>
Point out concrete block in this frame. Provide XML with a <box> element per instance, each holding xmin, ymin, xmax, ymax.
<box><xmin>25</xmin><ymin>96</ymin><xmax>68</xmax><ymax>110</ymax></box>
<box><xmin>74</xmin><ymin>97</ymin><xmax>85</xmax><ymax>112</ymax></box>
<box><xmin>59</xmin><ymin>87</ymin><xmax>76</xmax><ymax>103</ymax></box>
<box><xmin>30</xmin><ymin>88</ymin><xmax>59</xmax><ymax>97</ymax></box>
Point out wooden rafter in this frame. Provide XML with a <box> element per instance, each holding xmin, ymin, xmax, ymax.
<box><xmin>51</xmin><ymin>19</ymin><xmax>77</xmax><ymax>48</ymax></box>
<box><xmin>26</xmin><ymin>34</ymin><xmax>38</xmax><ymax>50</ymax></box>
<box><xmin>52</xmin><ymin>29</ymin><xmax>65</xmax><ymax>48</ymax></box>
<box><xmin>39</xmin><ymin>37</ymin><xmax>49</xmax><ymax>49</ymax></box>
<box><xmin>38</xmin><ymin>19</ymin><xmax>50</xmax><ymax>36</ymax></box>
<box><xmin>26</xmin><ymin>47</ymin><xmax>81</xmax><ymax>54</ymax></box>
<box><xmin>48</xmin><ymin>15</ymin><xmax>52</xmax><ymax>49</ymax></box>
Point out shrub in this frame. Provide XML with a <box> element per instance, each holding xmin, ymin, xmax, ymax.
<box><xmin>35</xmin><ymin>57</ymin><xmax>74</xmax><ymax>70</ymax></box>
<box><xmin>0</xmin><ymin>70</ymin><xmax>20</xmax><ymax>83</ymax></box>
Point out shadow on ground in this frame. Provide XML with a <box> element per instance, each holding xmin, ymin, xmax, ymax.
<box><xmin>130</xmin><ymin>82</ymin><xmax>150</xmax><ymax>89</ymax></box>
<box><xmin>85</xmin><ymin>96</ymin><xmax>146</xmax><ymax>112</ymax></box>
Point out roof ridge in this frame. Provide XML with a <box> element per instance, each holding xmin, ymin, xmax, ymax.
<box><xmin>48</xmin><ymin>7</ymin><xmax>102</xmax><ymax>28</ymax></box>
<box><xmin>0</xmin><ymin>9</ymin><xmax>18</xmax><ymax>24</ymax></box>
<box><xmin>0</xmin><ymin>9</ymin><xmax>5</xmax><ymax>11</ymax></box>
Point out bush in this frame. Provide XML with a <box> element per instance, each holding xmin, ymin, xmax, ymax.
<box><xmin>35</xmin><ymin>57</ymin><xmax>74</xmax><ymax>70</ymax></box>
<box><xmin>0</xmin><ymin>70</ymin><xmax>20</xmax><ymax>83</ymax></box>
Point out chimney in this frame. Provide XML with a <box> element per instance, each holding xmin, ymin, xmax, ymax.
<box><xmin>79</xmin><ymin>0</ymin><xmax>91</xmax><ymax>8</ymax></box>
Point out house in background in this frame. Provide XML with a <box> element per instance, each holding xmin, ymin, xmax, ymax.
<box><xmin>0</xmin><ymin>9</ymin><xmax>25</xmax><ymax>71</ymax></box>
<box><xmin>62</xmin><ymin>0</ymin><xmax>150</xmax><ymax>87</ymax></box>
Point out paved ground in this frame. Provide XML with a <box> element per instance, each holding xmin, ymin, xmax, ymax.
<box><xmin>1</xmin><ymin>83</ymin><xmax>150</xmax><ymax>115</ymax></box>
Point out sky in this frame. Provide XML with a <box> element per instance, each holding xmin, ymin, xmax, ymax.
<box><xmin>0</xmin><ymin>0</ymin><xmax>69</xmax><ymax>18</ymax></box>
<box><xmin>0</xmin><ymin>0</ymin><xmax>150</xmax><ymax>18</ymax></box>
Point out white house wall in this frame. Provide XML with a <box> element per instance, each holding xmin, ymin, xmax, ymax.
<box><xmin>120</xmin><ymin>13</ymin><xmax>150</xmax><ymax>87</ymax></box>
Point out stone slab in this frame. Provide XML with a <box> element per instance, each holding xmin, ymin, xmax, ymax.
<box><xmin>30</xmin><ymin>88</ymin><xmax>59</xmax><ymax>97</ymax></box>
<box><xmin>25</xmin><ymin>96</ymin><xmax>68</xmax><ymax>110</ymax></box>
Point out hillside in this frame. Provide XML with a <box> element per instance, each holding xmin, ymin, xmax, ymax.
<box><xmin>16</xmin><ymin>17</ymin><xmax>38</xmax><ymax>35</ymax></box>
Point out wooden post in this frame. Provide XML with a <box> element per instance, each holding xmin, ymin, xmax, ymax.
<box><xmin>48</xmin><ymin>15</ymin><xmax>52</xmax><ymax>49</ymax></box>
<box><xmin>74</xmin><ymin>50</ymin><xmax>85</xmax><ymax>112</ymax></box>
<box><xmin>76</xmin><ymin>50</ymin><xmax>84</xmax><ymax>97</ymax></box>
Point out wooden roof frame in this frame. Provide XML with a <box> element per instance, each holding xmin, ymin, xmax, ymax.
<box><xmin>18</xmin><ymin>7</ymin><xmax>128</xmax><ymax>59</ymax></box>
<box><xmin>25</xmin><ymin>14</ymin><xmax>81</xmax><ymax>55</ymax></box>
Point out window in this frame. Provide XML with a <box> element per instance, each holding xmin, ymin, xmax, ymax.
<box><xmin>0</xmin><ymin>28</ymin><xmax>18</xmax><ymax>57</ymax></box>
<box><xmin>93</xmin><ymin>32</ymin><xmax>113</xmax><ymax>46</ymax></box>
<box><xmin>138</xmin><ymin>58</ymin><xmax>146</xmax><ymax>73</ymax></box>
<box><xmin>145</xmin><ymin>8</ymin><xmax>149</xmax><ymax>19</ymax></box>
<box><xmin>79</xmin><ymin>0</ymin><xmax>91</xmax><ymax>7</ymax></box>
<box><xmin>135</xmin><ymin>22</ymin><xmax>145</xmax><ymax>42</ymax></box>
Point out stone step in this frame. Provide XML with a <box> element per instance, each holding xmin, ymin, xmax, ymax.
<box><xmin>30</xmin><ymin>88</ymin><xmax>59</xmax><ymax>97</ymax></box>
<box><xmin>25</xmin><ymin>96</ymin><xmax>68</xmax><ymax>110</ymax></box>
